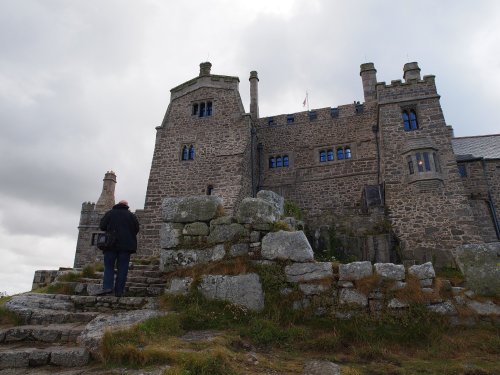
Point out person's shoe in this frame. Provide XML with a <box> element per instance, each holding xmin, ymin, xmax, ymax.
<box><xmin>94</xmin><ymin>288</ymin><xmax>113</xmax><ymax>296</ymax></box>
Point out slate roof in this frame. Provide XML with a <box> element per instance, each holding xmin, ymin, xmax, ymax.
<box><xmin>452</xmin><ymin>134</ymin><xmax>500</xmax><ymax>161</ymax></box>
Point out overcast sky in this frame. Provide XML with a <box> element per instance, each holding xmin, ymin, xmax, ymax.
<box><xmin>1</xmin><ymin>0</ymin><xmax>499</xmax><ymax>295</ymax></box>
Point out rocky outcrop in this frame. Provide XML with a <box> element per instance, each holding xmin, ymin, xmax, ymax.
<box><xmin>453</xmin><ymin>243</ymin><xmax>500</xmax><ymax>296</ymax></box>
<box><xmin>77</xmin><ymin>309</ymin><xmax>164</xmax><ymax>358</ymax></box>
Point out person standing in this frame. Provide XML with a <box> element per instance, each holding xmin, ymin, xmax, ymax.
<box><xmin>97</xmin><ymin>199</ymin><xmax>140</xmax><ymax>297</ymax></box>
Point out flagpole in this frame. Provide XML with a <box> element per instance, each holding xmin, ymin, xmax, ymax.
<box><xmin>307</xmin><ymin>91</ymin><xmax>309</xmax><ymax>112</ymax></box>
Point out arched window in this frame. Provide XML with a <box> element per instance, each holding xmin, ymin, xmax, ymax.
<box><xmin>337</xmin><ymin>148</ymin><xmax>344</xmax><ymax>160</ymax></box>
<box><xmin>182</xmin><ymin>146</ymin><xmax>188</xmax><ymax>160</ymax></box>
<box><xmin>327</xmin><ymin>149</ymin><xmax>334</xmax><ymax>161</ymax></box>
<box><xmin>206</xmin><ymin>185</ymin><xmax>214</xmax><ymax>195</ymax></box>
<box><xmin>319</xmin><ymin>150</ymin><xmax>326</xmax><ymax>162</ymax></box>
<box><xmin>283</xmin><ymin>155</ymin><xmax>289</xmax><ymax>167</ymax></box>
<box><xmin>403</xmin><ymin>109</ymin><xmax>418</xmax><ymax>131</ymax></box>
<box><xmin>345</xmin><ymin>147</ymin><xmax>351</xmax><ymax>159</ymax></box>
<box><xmin>189</xmin><ymin>145</ymin><xmax>195</xmax><ymax>160</ymax></box>
<box><xmin>269</xmin><ymin>157</ymin><xmax>276</xmax><ymax>168</ymax></box>
<box><xmin>276</xmin><ymin>156</ymin><xmax>282</xmax><ymax>168</ymax></box>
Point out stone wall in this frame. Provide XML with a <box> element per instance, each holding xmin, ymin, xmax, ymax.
<box><xmin>160</xmin><ymin>194</ymin><xmax>499</xmax><ymax>324</ymax></box>
<box><xmin>255</xmin><ymin>102</ymin><xmax>379</xmax><ymax>228</ymax></box>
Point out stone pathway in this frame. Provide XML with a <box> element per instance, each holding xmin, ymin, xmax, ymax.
<box><xmin>0</xmin><ymin>261</ymin><xmax>163</xmax><ymax>371</ymax></box>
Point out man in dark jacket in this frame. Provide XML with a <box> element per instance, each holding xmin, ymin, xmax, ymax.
<box><xmin>97</xmin><ymin>200</ymin><xmax>140</xmax><ymax>297</ymax></box>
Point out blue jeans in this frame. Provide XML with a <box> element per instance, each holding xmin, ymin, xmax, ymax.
<box><xmin>103</xmin><ymin>250</ymin><xmax>131</xmax><ymax>296</ymax></box>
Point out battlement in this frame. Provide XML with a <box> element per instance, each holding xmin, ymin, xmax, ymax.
<box><xmin>256</xmin><ymin>101</ymin><xmax>375</xmax><ymax>129</ymax></box>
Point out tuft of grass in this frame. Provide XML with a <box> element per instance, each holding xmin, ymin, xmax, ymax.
<box><xmin>81</xmin><ymin>265</ymin><xmax>97</xmax><ymax>278</ymax></box>
<box><xmin>164</xmin><ymin>350</ymin><xmax>237</xmax><ymax>375</ymax></box>
<box><xmin>270</xmin><ymin>221</ymin><xmax>292</xmax><ymax>232</ymax></box>
<box><xmin>161</xmin><ymin>290</ymin><xmax>251</xmax><ymax>331</ymax></box>
<box><xmin>354</xmin><ymin>273</ymin><xmax>382</xmax><ymax>295</ymax></box>
<box><xmin>36</xmin><ymin>282</ymin><xmax>76</xmax><ymax>295</ymax></box>
<box><xmin>57</xmin><ymin>271</ymin><xmax>82</xmax><ymax>282</ymax></box>
<box><xmin>0</xmin><ymin>305</ymin><xmax>22</xmax><ymax>326</ymax></box>
<box><xmin>283</xmin><ymin>199</ymin><xmax>303</xmax><ymax>220</ymax></box>
<box><xmin>436</xmin><ymin>266</ymin><xmax>465</xmax><ymax>286</ymax></box>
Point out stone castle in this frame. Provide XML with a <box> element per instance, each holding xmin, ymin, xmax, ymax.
<box><xmin>74</xmin><ymin>61</ymin><xmax>500</xmax><ymax>268</ymax></box>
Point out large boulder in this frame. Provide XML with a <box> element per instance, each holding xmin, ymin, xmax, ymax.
<box><xmin>236</xmin><ymin>198</ymin><xmax>280</xmax><ymax>224</ymax></box>
<box><xmin>198</xmin><ymin>273</ymin><xmax>265</xmax><ymax>311</ymax></box>
<box><xmin>162</xmin><ymin>196</ymin><xmax>223</xmax><ymax>223</ymax></box>
<box><xmin>452</xmin><ymin>243</ymin><xmax>500</xmax><ymax>296</ymax></box>
<box><xmin>160</xmin><ymin>245</ymin><xmax>225</xmax><ymax>272</ymax></box>
<box><xmin>338</xmin><ymin>261</ymin><xmax>373</xmax><ymax>281</ymax></box>
<box><xmin>256</xmin><ymin>190</ymin><xmax>284</xmax><ymax>217</ymax></box>
<box><xmin>261</xmin><ymin>231</ymin><xmax>314</xmax><ymax>262</ymax></box>
<box><xmin>285</xmin><ymin>262</ymin><xmax>333</xmax><ymax>282</ymax></box>
<box><xmin>77</xmin><ymin>310</ymin><xmax>163</xmax><ymax>358</ymax></box>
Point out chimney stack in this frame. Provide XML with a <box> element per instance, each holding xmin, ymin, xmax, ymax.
<box><xmin>403</xmin><ymin>62</ymin><xmax>421</xmax><ymax>81</ymax></box>
<box><xmin>95</xmin><ymin>171</ymin><xmax>116</xmax><ymax>213</ymax></box>
<box><xmin>249</xmin><ymin>70</ymin><xmax>259</xmax><ymax>120</ymax></box>
<box><xmin>199</xmin><ymin>62</ymin><xmax>212</xmax><ymax>77</ymax></box>
<box><xmin>360</xmin><ymin>63</ymin><xmax>377</xmax><ymax>102</ymax></box>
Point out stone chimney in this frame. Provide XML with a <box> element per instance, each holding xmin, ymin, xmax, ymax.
<box><xmin>249</xmin><ymin>70</ymin><xmax>259</xmax><ymax>120</ymax></box>
<box><xmin>95</xmin><ymin>171</ymin><xmax>116</xmax><ymax>213</ymax></box>
<box><xmin>199</xmin><ymin>62</ymin><xmax>212</xmax><ymax>77</ymax></box>
<box><xmin>403</xmin><ymin>62</ymin><xmax>421</xmax><ymax>81</ymax></box>
<box><xmin>360</xmin><ymin>63</ymin><xmax>377</xmax><ymax>102</ymax></box>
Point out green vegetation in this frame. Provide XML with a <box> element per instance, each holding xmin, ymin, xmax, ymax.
<box><xmin>0</xmin><ymin>299</ymin><xmax>22</xmax><ymax>326</ymax></box>
<box><xmin>283</xmin><ymin>200</ymin><xmax>303</xmax><ymax>220</ymax></box>
<box><xmin>437</xmin><ymin>266</ymin><xmax>465</xmax><ymax>286</ymax></box>
<box><xmin>100</xmin><ymin>261</ymin><xmax>500</xmax><ymax>374</ymax></box>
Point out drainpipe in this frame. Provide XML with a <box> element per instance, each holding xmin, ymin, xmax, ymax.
<box><xmin>250</xmin><ymin>125</ymin><xmax>256</xmax><ymax>197</ymax></box>
<box><xmin>481</xmin><ymin>159</ymin><xmax>500</xmax><ymax>239</ymax></box>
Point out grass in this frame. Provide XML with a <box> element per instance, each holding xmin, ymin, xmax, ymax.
<box><xmin>99</xmin><ymin>261</ymin><xmax>499</xmax><ymax>374</ymax></box>
<box><xmin>0</xmin><ymin>295</ymin><xmax>22</xmax><ymax>326</ymax></box>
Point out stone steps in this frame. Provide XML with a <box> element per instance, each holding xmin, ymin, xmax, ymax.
<box><xmin>0</xmin><ymin>344</ymin><xmax>90</xmax><ymax>369</ymax></box>
<box><xmin>0</xmin><ymin>323</ymin><xmax>86</xmax><ymax>344</ymax></box>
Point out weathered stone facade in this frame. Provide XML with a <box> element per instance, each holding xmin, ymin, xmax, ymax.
<box><xmin>73</xmin><ymin>61</ymin><xmax>500</xmax><ymax>268</ymax></box>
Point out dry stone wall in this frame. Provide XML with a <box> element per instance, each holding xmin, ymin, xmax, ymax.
<box><xmin>160</xmin><ymin>193</ymin><xmax>499</xmax><ymax>323</ymax></box>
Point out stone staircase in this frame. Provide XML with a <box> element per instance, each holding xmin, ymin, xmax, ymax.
<box><xmin>0</xmin><ymin>259</ymin><xmax>163</xmax><ymax>370</ymax></box>
<box><xmin>55</xmin><ymin>261</ymin><xmax>167</xmax><ymax>297</ymax></box>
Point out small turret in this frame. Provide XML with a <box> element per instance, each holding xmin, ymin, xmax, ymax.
<box><xmin>249</xmin><ymin>70</ymin><xmax>259</xmax><ymax>120</ymax></box>
<box><xmin>360</xmin><ymin>63</ymin><xmax>377</xmax><ymax>102</ymax></box>
<box><xmin>199</xmin><ymin>62</ymin><xmax>212</xmax><ymax>77</ymax></box>
<box><xmin>403</xmin><ymin>62</ymin><xmax>421</xmax><ymax>81</ymax></box>
<box><xmin>79</xmin><ymin>202</ymin><xmax>96</xmax><ymax>226</ymax></box>
<box><xmin>95</xmin><ymin>171</ymin><xmax>116</xmax><ymax>213</ymax></box>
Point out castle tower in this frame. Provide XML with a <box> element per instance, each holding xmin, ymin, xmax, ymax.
<box><xmin>138</xmin><ymin>62</ymin><xmax>253</xmax><ymax>256</ymax></box>
<box><xmin>376</xmin><ymin>62</ymin><xmax>483</xmax><ymax>265</ymax></box>
<box><xmin>95</xmin><ymin>171</ymin><xmax>116</xmax><ymax>213</ymax></box>
<box><xmin>360</xmin><ymin>62</ymin><xmax>377</xmax><ymax>102</ymax></box>
<box><xmin>249</xmin><ymin>71</ymin><xmax>259</xmax><ymax>120</ymax></box>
